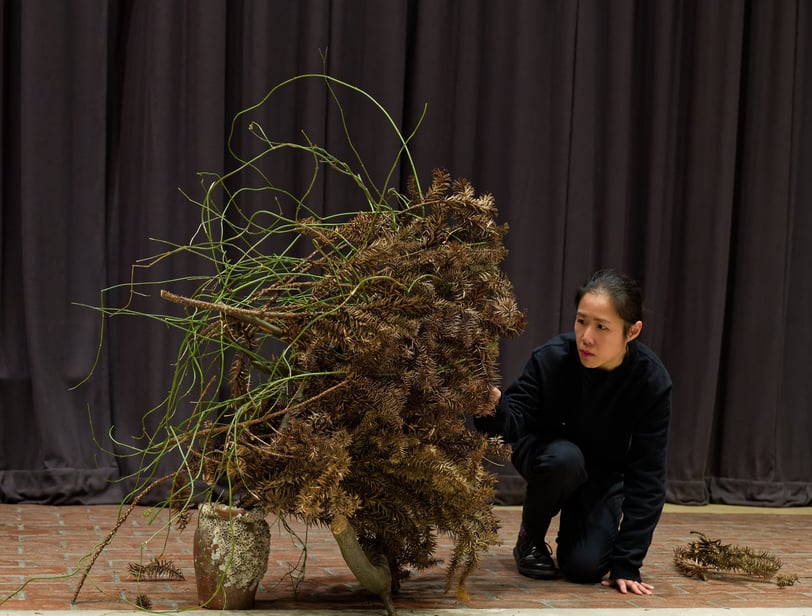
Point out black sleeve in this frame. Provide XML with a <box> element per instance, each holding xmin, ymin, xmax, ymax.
<box><xmin>473</xmin><ymin>348</ymin><xmax>548</xmax><ymax>443</ymax></box>
<box><xmin>609</xmin><ymin>385</ymin><xmax>672</xmax><ymax>581</ymax></box>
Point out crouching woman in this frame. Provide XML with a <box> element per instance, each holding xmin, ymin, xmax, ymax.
<box><xmin>476</xmin><ymin>270</ymin><xmax>672</xmax><ymax>595</ymax></box>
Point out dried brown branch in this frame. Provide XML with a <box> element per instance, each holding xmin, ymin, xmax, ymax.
<box><xmin>160</xmin><ymin>290</ymin><xmax>285</xmax><ymax>336</ymax></box>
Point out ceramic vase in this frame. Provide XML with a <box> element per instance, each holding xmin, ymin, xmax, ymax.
<box><xmin>193</xmin><ymin>503</ymin><xmax>270</xmax><ymax>609</ymax></box>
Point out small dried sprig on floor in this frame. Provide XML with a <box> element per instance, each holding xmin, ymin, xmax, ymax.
<box><xmin>128</xmin><ymin>557</ymin><xmax>185</xmax><ymax>581</ymax></box>
<box><xmin>776</xmin><ymin>573</ymin><xmax>799</xmax><ymax>588</ymax></box>
<box><xmin>674</xmin><ymin>531</ymin><xmax>789</xmax><ymax>585</ymax></box>
<box><xmin>135</xmin><ymin>593</ymin><xmax>152</xmax><ymax>610</ymax></box>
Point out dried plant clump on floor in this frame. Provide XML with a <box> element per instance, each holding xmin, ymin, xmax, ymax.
<box><xmin>674</xmin><ymin>531</ymin><xmax>797</xmax><ymax>587</ymax></box>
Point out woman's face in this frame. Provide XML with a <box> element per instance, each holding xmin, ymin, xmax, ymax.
<box><xmin>574</xmin><ymin>291</ymin><xmax>641</xmax><ymax>371</ymax></box>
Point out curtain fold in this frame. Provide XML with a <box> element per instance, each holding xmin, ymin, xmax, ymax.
<box><xmin>709</xmin><ymin>0</ymin><xmax>812</xmax><ymax>506</ymax></box>
<box><xmin>0</xmin><ymin>0</ymin><xmax>119</xmax><ymax>503</ymax></box>
<box><xmin>1</xmin><ymin>0</ymin><xmax>810</xmax><ymax>507</ymax></box>
<box><xmin>653</xmin><ymin>0</ymin><xmax>747</xmax><ymax>505</ymax></box>
<box><xmin>102</xmin><ymin>0</ymin><xmax>230</xmax><ymax>498</ymax></box>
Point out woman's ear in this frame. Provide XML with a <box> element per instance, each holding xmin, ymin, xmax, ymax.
<box><xmin>627</xmin><ymin>320</ymin><xmax>643</xmax><ymax>342</ymax></box>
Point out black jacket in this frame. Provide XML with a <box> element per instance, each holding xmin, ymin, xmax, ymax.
<box><xmin>476</xmin><ymin>332</ymin><xmax>672</xmax><ymax>581</ymax></box>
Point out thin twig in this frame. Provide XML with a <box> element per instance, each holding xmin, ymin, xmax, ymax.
<box><xmin>188</xmin><ymin>377</ymin><xmax>351</xmax><ymax>440</ymax></box>
<box><xmin>160</xmin><ymin>290</ymin><xmax>284</xmax><ymax>336</ymax></box>
<box><xmin>71</xmin><ymin>473</ymin><xmax>174</xmax><ymax>604</ymax></box>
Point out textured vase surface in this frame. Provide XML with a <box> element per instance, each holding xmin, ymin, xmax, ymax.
<box><xmin>193</xmin><ymin>503</ymin><xmax>270</xmax><ymax>609</ymax></box>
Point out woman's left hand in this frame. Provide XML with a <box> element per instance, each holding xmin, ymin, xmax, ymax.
<box><xmin>489</xmin><ymin>386</ymin><xmax>502</xmax><ymax>405</ymax></box>
<box><xmin>601</xmin><ymin>578</ymin><xmax>654</xmax><ymax>595</ymax></box>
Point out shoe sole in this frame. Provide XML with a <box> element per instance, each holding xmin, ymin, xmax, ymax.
<box><xmin>516</xmin><ymin>565</ymin><xmax>557</xmax><ymax>580</ymax></box>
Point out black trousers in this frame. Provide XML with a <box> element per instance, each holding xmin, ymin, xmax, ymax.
<box><xmin>511</xmin><ymin>435</ymin><xmax>623</xmax><ymax>583</ymax></box>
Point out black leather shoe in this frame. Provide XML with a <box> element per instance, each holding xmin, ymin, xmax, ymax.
<box><xmin>513</xmin><ymin>529</ymin><xmax>556</xmax><ymax>579</ymax></box>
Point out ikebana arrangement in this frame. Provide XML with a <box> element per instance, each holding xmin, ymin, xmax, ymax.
<box><xmin>674</xmin><ymin>531</ymin><xmax>798</xmax><ymax>588</ymax></box>
<box><xmin>72</xmin><ymin>72</ymin><xmax>525</xmax><ymax>615</ymax></box>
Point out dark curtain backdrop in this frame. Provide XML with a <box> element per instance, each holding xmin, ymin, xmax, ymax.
<box><xmin>2</xmin><ymin>0</ymin><xmax>810</xmax><ymax>506</ymax></box>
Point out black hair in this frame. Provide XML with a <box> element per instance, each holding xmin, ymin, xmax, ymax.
<box><xmin>574</xmin><ymin>269</ymin><xmax>643</xmax><ymax>336</ymax></box>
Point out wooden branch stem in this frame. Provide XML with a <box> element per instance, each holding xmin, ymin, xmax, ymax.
<box><xmin>330</xmin><ymin>513</ymin><xmax>396</xmax><ymax>616</ymax></box>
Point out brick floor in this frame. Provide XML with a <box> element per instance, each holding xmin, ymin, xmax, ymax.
<box><xmin>0</xmin><ymin>504</ymin><xmax>810</xmax><ymax>611</ymax></box>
